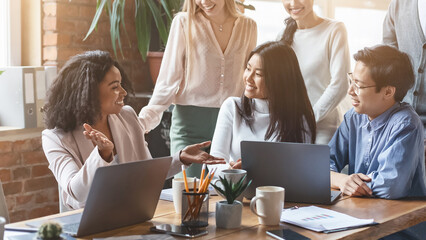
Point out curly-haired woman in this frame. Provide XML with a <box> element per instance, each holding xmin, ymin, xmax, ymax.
<box><xmin>42</xmin><ymin>51</ymin><xmax>224</xmax><ymax>211</ymax></box>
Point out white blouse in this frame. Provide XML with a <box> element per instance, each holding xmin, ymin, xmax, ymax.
<box><xmin>210</xmin><ymin>97</ymin><xmax>273</xmax><ymax>164</ymax></box>
<box><xmin>210</xmin><ymin>97</ymin><xmax>313</xmax><ymax>172</ymax></box>
<box><xmin>279</xmin><ymin>18</ymin><xmax>351</xmax><ymax>144</ymax></box>
<box><xmin>139</xmin><ymin>12</ymin><xmax>257</xmax><ymax>131</ymax></box>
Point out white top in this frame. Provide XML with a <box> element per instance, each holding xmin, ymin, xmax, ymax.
<box><xmin>280</xmin><ymin>18</ymin><xmax>351</xmax><ymax>144</ymax></box>
<box><xmin>210</xmin><ymin>97</ymin><xmax>313</xmax><ymax>173</ymax></box>
<box><xmin>42</xmin><ymin>106</ymin><xmax>183</xmax><ymax>210</ymax></box>
<box><xmin>210</xmin><ymin>97</ymin><xmax>273</xmax><ymax>165</ymax></box>
<box><xmin>419</xmin><ymin>0</ymin><xmax>426</xmax><ymax>38</ymax></box>
<box><xmin>139</xmin><ymin>12</ymin><xmax>257</xmax><ymax>131</ymax></box>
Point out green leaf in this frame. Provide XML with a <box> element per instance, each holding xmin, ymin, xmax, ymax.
<box><xmin>160</xmin><ymin>0</ymin><xmax>173</xmax><ymax>21</ymax></box>
<box><xmin>110</xmin><ymin>0</ymin><xmax>124</xmax><ymax>58</ymax></box>
<box><xmin>210</xmin><ymin>182</ymin><xmax>226</xmax><ymax>196</ymax></box>
<box><xmin>84</xmin><ymin>0</ymin><xmax>109</xmax><ymax>41</ymax></box>
<box><xmin>146</xmin><ymin>0</ymin><xmax>168</xmax><ymax>46</ymax></box>
<box><xmin>135</xmin><ymin>0</ymin><xmax>151</xmax><ymax>61</ymax></box>
<box><xmin>210</xmin><ymin>175</ymin><xmax>252</xmax><ymax>204</ymax></box>
<box><xmin>0</xmin><ymin>71</ymin><xmax>4</xmax><ymax>76</ymax></box>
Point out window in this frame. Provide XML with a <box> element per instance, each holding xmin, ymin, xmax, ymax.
<box><xmin>0</xmin><ymin>0</ymin><xmax>21</xmax><ymax>66</ymax></box>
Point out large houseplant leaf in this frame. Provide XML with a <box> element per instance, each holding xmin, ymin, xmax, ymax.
<box><xmin>135</xmin><ymin>0</ymin><xmax>152</xmax><ymax>61</ymax></box>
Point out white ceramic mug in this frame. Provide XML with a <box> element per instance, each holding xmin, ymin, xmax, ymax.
<box><xmin>0</xmin><ymin>216</ymin><xmax>5</xmax><ymax>240</ymax></box>
<box><xmin>212</xmin><ymin>169</ymin><xmax>247</xmax><ymax>201</ymax></box>
<box><xmin>172</xmin><ymin>177</ymin><xmax>199</xmax><ymax>214</ymax></box>
<box><xmin>250</xmin><ymin>186</ymin><xmax>285</xmax><ymax>225</ymax></box>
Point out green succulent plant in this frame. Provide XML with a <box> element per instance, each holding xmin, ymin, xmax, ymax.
<box><xmin>211</xmin><ymin>175</ymin><xmax>251</xmax><ymax>204</ymax></box>
<box><xmin>37</xmin><ymin>222</ymin><xmax>63</xmax><ymax>240</ymax></box>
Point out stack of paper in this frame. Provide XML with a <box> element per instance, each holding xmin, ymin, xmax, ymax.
<box><xmin>280</xmin><ymin>206</ymin><xmax>377</xmax><ymax>233</ymax></box>
<box><xmin>160</xmin><ymin>188</ymin><xmax>173</xmax><ymax>202</ymax></box>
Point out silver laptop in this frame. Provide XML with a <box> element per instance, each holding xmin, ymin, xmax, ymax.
<box><xmin>27</xmin><ymin>156</ymin><xmax>172</xmax><ymax>237</ymax></box>
<box><xmin>241</xmin><ymin>141</ymin><xmax>340</xmax><ymax>205</ymax></box>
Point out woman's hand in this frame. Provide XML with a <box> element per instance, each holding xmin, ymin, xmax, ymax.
<box><xmin>179</xmin><ymin>141</ymin><xmax>225</xmax><ymax>165</ymax></box>
<box><xmin>229</xmin><ymin>159</ymin><xmax>242</xmax><ymax>169</ymax></box>
<box><xmin>83</xmin><ymin>123</ymin><xmax>114</xmax><ymax>162</ymax></box>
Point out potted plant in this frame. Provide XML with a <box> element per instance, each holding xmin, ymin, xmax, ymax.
<box><xmin>211</xmin><ymin>175</ymin><xmax>251</xmax><ymax>229</ymax></box>
<box><xmin>36</xmin><ymin>222</ymin><xmax>63</xmax><ymax>240</ymax></box>
<box><xmin>83</xmin><ymin>0</ymin><xmax>183</xmax><ymax>84</ymax></box>
<box><xmin>83</xmin><ymin>0</ymin><xmax>255</xmax><ymax>84</ymax></box>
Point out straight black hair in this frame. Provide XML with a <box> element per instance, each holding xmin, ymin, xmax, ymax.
<box><xmin>238</xmin><ymin>42</ymin><xmax>316</xmax><ymax>143</ymax></box>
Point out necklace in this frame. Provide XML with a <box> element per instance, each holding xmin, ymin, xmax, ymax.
<box><xmin>209</xmin><ymin>15</ymin><xmax>234</xmax><ymax>33</ymax></box>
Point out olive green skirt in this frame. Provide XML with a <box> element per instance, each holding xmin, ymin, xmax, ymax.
<box><xmin>170</xmin><ymin>104</ymin><xmax>220</xmax><ymax>178</ymax></box>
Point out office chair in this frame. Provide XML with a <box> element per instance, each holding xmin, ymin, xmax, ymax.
<box><xmin>0</xmin><ymin>180</ymin><xmax>10</xmax><ymax>223</ymax></box>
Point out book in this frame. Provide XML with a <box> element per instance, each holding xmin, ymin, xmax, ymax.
<box><xmin>280</xmin><ymin>206</ymin><xmax>378</xmax><ymax>233</ymax></box>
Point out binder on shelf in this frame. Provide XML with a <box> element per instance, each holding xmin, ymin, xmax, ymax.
<box><xmin>44</xmin><ymin>66</ymin><xmax>57</xmax><ymax>89</ymax></box>
<box><xmin>35</xmin><ymin>67</ymin><xmax>46</xmax><ymax>128</ymax></box>
<box><xmin>0</xmin><ymin>67</ymin><xmax>37</xmax><ymax>129</ymax></box>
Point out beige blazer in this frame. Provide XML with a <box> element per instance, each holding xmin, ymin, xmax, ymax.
<box><xmin>42</xmin><ymin>106</ymin><xmax>182</xmax><ymax>210</ymax></box>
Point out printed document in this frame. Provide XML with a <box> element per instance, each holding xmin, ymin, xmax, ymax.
<box><xmin>280</xmin><ymin>206</ymin><xmax>377</xmax><ymax>233</ymax></box>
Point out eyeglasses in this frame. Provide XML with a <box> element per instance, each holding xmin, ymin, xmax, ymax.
<box><xmin>347</xmin><ymin>73</ymin><xmax>376</xmax><ymax>95</ymax></box>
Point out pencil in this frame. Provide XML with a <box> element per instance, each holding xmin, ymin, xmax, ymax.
<box><xmin>203</xmin><ymin>167</ymin><xmax>216</xmax><ymax>193</ymax></box>
<box><xmin>198</xmin><ymin>171</ymin><xmax>210</xmax><ymax>193</ymax></box>
<box><xmin>199</xmin><ymin>164</ymin><xmax>206</xmax><ymax>190</ymax></box>
<box><xmin>182</xmin><ymin>165</ymin><xmax>189</xmax><ymax>193</ymax></box>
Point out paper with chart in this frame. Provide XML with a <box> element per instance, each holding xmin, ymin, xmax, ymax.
<box><xmin>280</xmin><ymin>206</ymin><xmax>376</xmax><ymax>232</ymax></box>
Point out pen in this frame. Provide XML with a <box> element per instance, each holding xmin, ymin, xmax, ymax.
<box><xmin>5</xmin><ymin>226</ymin><xmax>38</xmax><ymax>233</ymax></box>
<box><xmin>287</xmin><ymin>206</ymin><xmax>299</xmax><ymax>210</ymax></box>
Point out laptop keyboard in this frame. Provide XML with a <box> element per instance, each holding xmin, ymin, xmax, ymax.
<box><xmin>62</xmin><ymin>222</ymin><xmax>80</xmax><ymax>234</ymax></box>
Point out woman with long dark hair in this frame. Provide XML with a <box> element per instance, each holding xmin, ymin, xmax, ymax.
<box><xmin>279</xmin><ymin>0</ymin><xmax>350</xmax><ymax>144</ymax></box>
<box><xmin>42</xmin><ymin>51</ymin><xmax>224</xmax><ymax>210</ymax></box>
<box><xmin>210</xmin><ymin>42</ymin><xmax>316</xmax><ymax>168</ymax></box>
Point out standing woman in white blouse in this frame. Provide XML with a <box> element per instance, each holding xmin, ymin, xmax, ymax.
<box><xmin>279</xmin><ymin>0</ymin><xmax>350</xmax><ymax>144</ymax></box>
<box><xmin>210</xmin><ymin>42</ymin><xmax>316</xmax><ymax>169</ymax></box>
<box><xmin>139</xmin><ymin>0</ymin><xmax>257</xmax><ymax>177</ymax></box>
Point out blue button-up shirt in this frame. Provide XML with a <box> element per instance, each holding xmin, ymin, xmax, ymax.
<box><xmin>329</xmin><ymin>102</ymin><xmax>426</xmax><ymax>199</ymax></box>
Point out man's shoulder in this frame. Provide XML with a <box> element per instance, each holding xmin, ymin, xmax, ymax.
<box><xmin>343</xmin><ymin>108</ymin><xmax>363</xmax><ymax>122</ymax></box>
<box><xmin>388</xmin><ymin>103</ymin><xmax>423</xmax><ymax>128</ymax></box>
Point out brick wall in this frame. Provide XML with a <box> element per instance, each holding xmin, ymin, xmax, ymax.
<box><xmin>0</xmin><ymin>0</ymin><xmax>156</xmax><ymax>223</ymax></box>
<box><xmin>0</xmin><ymin>137</ymin><xmax>59</xmax><ymax>223</ymax></box>
<box><xmin>42</xmin><ymin>0</ymin><xmax>153</xmax><ymax>92</ymax></box>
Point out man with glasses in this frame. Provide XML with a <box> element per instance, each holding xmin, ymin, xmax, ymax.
<box><xmin>329</xmin><ymin>45</ymin><xmax>426</xmax><ymax>200</ymax></box>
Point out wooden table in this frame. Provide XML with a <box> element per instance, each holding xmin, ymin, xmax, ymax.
<box><xmin>6</xmin><ymin>195</ymin><xmax>426</xmax><ymax>239</ymax></box>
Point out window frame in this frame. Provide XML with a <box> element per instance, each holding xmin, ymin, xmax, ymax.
<box><xmin>0</xmin><ymin>0</ymin><xmax>21</xmax><ymax>66</ymax></box>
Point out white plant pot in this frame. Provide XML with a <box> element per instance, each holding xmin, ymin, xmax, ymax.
<box><xmin>215</xmin><ymin>200</ymin><xmax>243</xmax><ymax>229</ymax></box>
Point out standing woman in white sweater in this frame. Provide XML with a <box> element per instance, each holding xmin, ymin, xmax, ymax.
<box><xmin>279</xmin><ymin>0</ymin><xmax>350</xmax><ymax>144</ymax></box>
<box><xmin>210</xmin><ymin>42</ymin><xmax>316</xmax><ymax>169</ymax></box>
<box><xmin>139</xmin><ymin>0</ymin><xmax>257</xmax><ymax>177</ymax></box>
